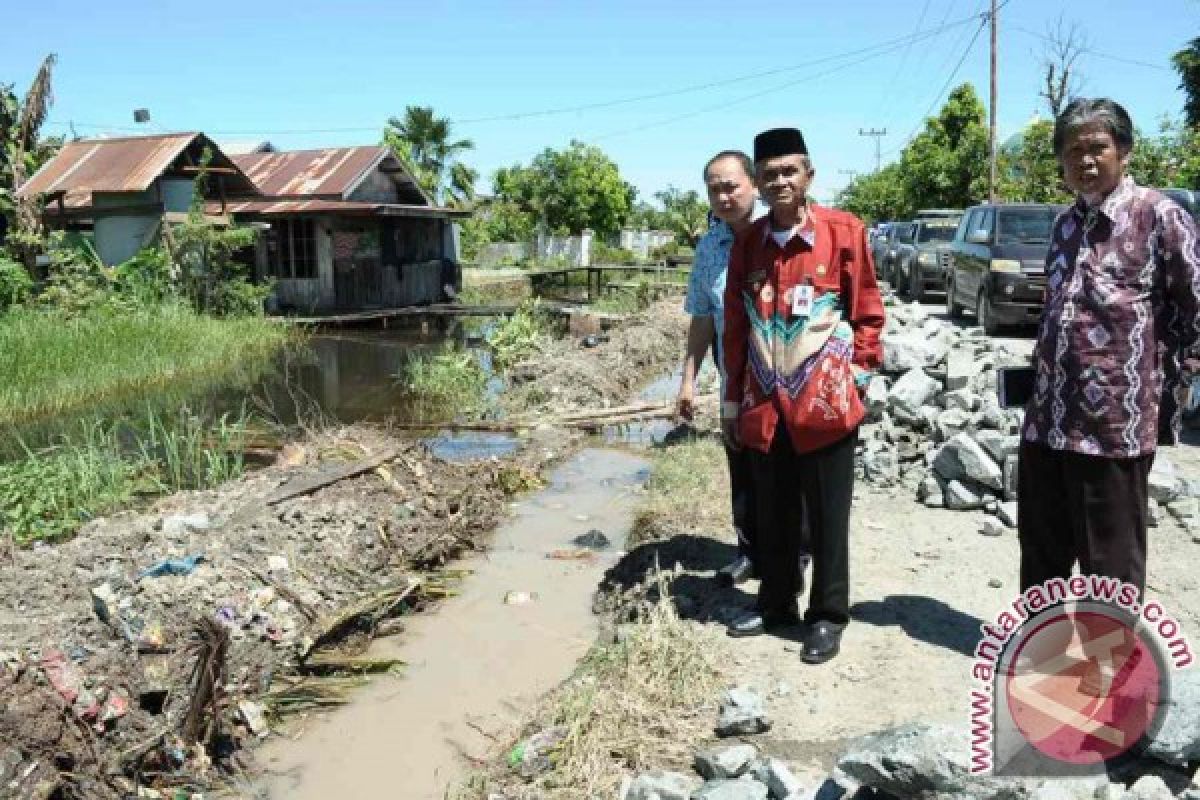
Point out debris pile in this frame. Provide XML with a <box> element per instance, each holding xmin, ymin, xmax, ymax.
<box><xmin>620</xmin><ymin>686</ymin><xmax>1200</xmax><ymax>800</ymax></box>
<box><xmin>503</xmin><ymin>298</ymin><xmax>687</xmax><ymax>415</ymax></box>
<box><xmin>858</xmin><ymin>303</ymin><xmax>1200</xmax><ymax>535</ymax></box>
<box><xmin>0</xmin><ymin>426</ymin><xmax>565</xmax><ymax>799</ymax></box>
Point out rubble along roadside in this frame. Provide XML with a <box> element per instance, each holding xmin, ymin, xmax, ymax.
<box><xmin>452</xmin><ymin>294</ymin><xmax>1200</xmax><ymax>800</ymax></box>
<box><xmin>0</xmin><ymin>298</ymin><xmax>690</xmax><ymax>800</ymax></box>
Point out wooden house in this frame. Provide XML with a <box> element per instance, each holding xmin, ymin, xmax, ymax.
<box><xmin>226</xmin><ymin>146</ymin><xmax>470</xmax><ymax>312</ymax></box>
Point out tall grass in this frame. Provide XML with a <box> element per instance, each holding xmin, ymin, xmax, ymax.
<box><xmin>0</xmin><ymin>304</ymin><xmax>289</xmax><ymax>425</ymax></box>
<box><xmin>399</xmin><ymin>349</ymin><xmax>489</xmax><ymax>420</ymax></box>
<box><xmin>486</xmin><ymin>299</ymin><xmax>548</xmax><ymax>368</ymax></box>
<box><xmin>0</xmin><ymin>408</ymin><xmax>252</xmax><ymax>545</ymax></box>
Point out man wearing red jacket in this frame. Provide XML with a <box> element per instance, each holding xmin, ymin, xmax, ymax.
<box><xmin>721</xmin><ymin>127</ymin><xmax>885</xmax><ymax>664</ymax></box>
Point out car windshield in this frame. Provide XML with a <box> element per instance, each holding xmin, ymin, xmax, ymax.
<box><xmin>917</xmin><ymin>224</ymin><xmax>957</xmax><ymax>243</ymax></box>
<box><xmin>996</xmin><ymin>210</ymin><xmax>1057</xmax><ymax>243</ymax></box>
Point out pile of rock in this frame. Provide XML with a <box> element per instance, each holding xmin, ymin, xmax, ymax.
<box><xmin>623</xmin><ymin>675</ymin><xmax>1200</xmax><ymax>798</ymax></box>
<box><xmin>858</xmin><ymin>302</ymin><xmax>1200</xmax><ymax>534</ymax></box>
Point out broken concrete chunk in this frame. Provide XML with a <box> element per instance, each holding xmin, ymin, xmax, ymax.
<box><xmin>934</xmin><ymin>409</ymin><xmax>972</xmax><ymax>442</ymax></box>
<box><xmin>1003</xmin><ymin>455</ymin><xmax>1019</xmax><ymax>501</ymax></box>
<box><xmin>716</xmin><ymin>686</ymin><xmax>771</xmax><ymax>737</ymax></box>
<box><xmin>980</xmin><ymin>518</ymin><xmax>1007</xmax><ymax>537</ymax></box>
<box><xmin>944</xmin><ymin>480</ymin><xmax>985</xmax><ymax>511</ymax></box>
<box><xmin>625</xmin><ymin>770</ymin><xmax>698</xmax><ymax>800</ymax></box>
<box><xmin>750</xmin><ymin>757</ymin><xmax>805</xmax><ymax>799</ymax></box>
<box><xmin>1123</xmin><ymin>775</ymin><xmax>1175</xmax><ymax>800</ymax></box>
<box><xmin>1149</xmin><ymin>457</ymin><xmax>1182</xmax><ymax>504</ymax></box>
<box><xmin>933</xmin><ymin>434</ymin><xmax>1003</xmax><ymax>490</ymax></box>
<box><xmin>690</xmin><ymin>777</ymin><xmax>768</xmax><ymax>800</ymax></box>
<box><xmin>942</xmin><ymin>389</ymin><xmax>981</xmax><ymax>412</ymax></box>
<box><xmin>887</xmin><ymin>369</ymin><xmax>942</xmax><ymax>417</ymax></box>
<box><xmin>1145</xmin><ymin>668</ymin><xmax>1200</xmax><ymax>766</ymax></box>
<box><xmin>694</xmin><ymin>744</ymin><xmax>759</xmax><ymax>781</ymax></box>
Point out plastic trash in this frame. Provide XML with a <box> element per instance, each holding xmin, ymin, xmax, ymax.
<box><xmin>137</xmin><ymin>554</ymin><xmax>204</xmax><ymax>580</ymax></box>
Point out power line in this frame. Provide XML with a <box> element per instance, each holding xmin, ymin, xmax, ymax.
<box><xmin>881</xmin><ymin>9</ymin><xmax>992</xmax><ymax>159</ymax></box>
<box><xmin>590</xmin><ymin>21</ymin><xmax>973</xmax><ymax>144</ymax></box>
<box><xmin>1009</xmin><ymin>23</ymin><xmax>1173</xmax><ymax>72</ymax></box>
<box><xmin>45</xmin><ymin>12</ymin><xmax>984</xmax><ymax>139</ymax></box>
<box><xmin>876</xmin><ymin>0</ymin><xmax>934</xmax><ymax>121</ymax></box>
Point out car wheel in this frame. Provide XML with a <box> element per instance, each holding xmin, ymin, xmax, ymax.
<box><xmin>946</xmin><ymin>274</ymin><xmax>963</xmax><ymax>319</ymax></box>
<box><xmin>977</xmin><ymin>288</ymin><xmax>1001</xmax><ymax>336</ymax></box>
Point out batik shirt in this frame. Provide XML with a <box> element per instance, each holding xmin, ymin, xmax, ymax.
<box><xmin>1024</xmin><ymin>177</ymin><xmax>1200</xmax><ymax>458</ymax></box>
<box><xmin>685</xmin><ymin>218</ymin><xmax>736</xmax><ymax>390</ymax></box>
<box><xmin>723</xmin><ymin>205</ymin><xmax>885</xmax><ymax>454</ymax></box>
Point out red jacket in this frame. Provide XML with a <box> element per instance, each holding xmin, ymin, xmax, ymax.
<box><xmin>722</xmin><ymin>205</ymin><xmax>885</xmax><ymax>454</ymax></box>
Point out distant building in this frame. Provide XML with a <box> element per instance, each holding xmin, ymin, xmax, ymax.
<box><xmin>19</xmin><ymin>134</ymin><xmax>470</xmax><ymax>312</ymax></box>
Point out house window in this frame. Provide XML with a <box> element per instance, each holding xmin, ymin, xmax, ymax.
<box><xmin>272</xmin><ymin>219</ymin><xmax>317</xmax><ymax>279</ymax></box>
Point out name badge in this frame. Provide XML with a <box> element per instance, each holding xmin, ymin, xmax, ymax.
<box><xmin>792</xmin><ymin>284</ymin><xmax>814</xmax><ymax>317</ymax></box>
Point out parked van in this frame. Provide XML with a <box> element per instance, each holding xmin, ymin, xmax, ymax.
<box><xmin>944</xmin><ymin>203</ymin><xmax>1066</xmax><ymax>334</ymax></box>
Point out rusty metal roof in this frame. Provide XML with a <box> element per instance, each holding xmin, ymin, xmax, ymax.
<box><xmin>214</xmin><ymin>198</ymin><xmax>469</xmax><ymax>218</ymax></box>
<box><xmin>18</xmin><ymin>133</ymin><xmax>258</xmax><ymax>197</ymax></box>
<box><xmin>231</xmin><ymin>147</ymin><xmax>397</xmax><ymax>199</ymax></box>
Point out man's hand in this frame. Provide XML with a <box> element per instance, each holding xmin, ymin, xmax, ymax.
<box><xmin>676</xmin><ymin>385</ymin><xmax>695</xmax><ymax>421</ymax></box>
<box><xmin>721</xmin><ymin>416</ymin><xmax>741</xmax><ymax>450</ymax></box>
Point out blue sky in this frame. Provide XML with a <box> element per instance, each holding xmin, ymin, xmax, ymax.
<box><xmin>4</xmin><ymin>0</ymin><xmax>1198</xmax><ymax>205</ymax></box>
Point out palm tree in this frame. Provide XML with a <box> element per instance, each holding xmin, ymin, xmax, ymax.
<box><xmin>445</xmin><ymin>162</ymin><xmax>478</xmax><ymax>209</ymax></box>
<box><xmin>1</xmin><ymin>54</ymin><xmax>59</xmax><ymax>275</ymax></box>
<box><xmin>382</xmin><ymin>106</ymin><xmax>474</xmax><ymax>205</ymax></box>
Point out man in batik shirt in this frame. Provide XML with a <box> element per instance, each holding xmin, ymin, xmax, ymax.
<box><xmin>1020</xmin><ymin>98</ymin><xmax>1200</xmax><ymax>597</ymax></box>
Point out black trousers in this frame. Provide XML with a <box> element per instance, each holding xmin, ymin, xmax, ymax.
<box><xmin>749</xmin><ymin>427</ymin><xmax>857</xmax><ymax>624</ymax></box>
<box><xmin>1017</xmin><ymin>441</ymin><xmax>1152</xmax><ymax>597</ymax></box>
<box><xmin>725</xmin><ymin>444</ymin><xmax>758</xmax><ymax>563</ymax></box>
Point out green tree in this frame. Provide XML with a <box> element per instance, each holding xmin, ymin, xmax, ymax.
<box><xmin>1172</xmin><ymin>37</ymin><xmax>1200</xmax><ymax>128</ymax></box>
<box><xmin>1128</xmin><ymin>117</ymin><xmax>1200</xmax><ymax>189</ymax></box>
<box><xmin>493</xmin><ymin>141</ymin><xmax>635</xmax><ymax>237</ymax></box>
<box><xmin>654</xmin><ymin>186</ymin><xmax>708</xmax><ymax>245</ymax></box>
<box><xmin>997</xmin><ymin>119</ymin><xmax>1071</xmax><ymax>203</ymax></box>
<box><xmin>834</xmin><ymin>163</ymin><xmax>910</xmax><ymax>223</ymax></box>
<box><xmin>382</xmin><ymin>106</ymin><xmax>474</xmax><ymax>204</ymax></box>
<box><xmin>899</xmin><ymin>83</ymin><xmax>990</xmax><ymax>210</ymax></box>
<box><xmin>458</xmin><ymin>199</ymin><xmax>536</xmax><ymax>261</ymax></box>
<box><xmin>1</xmin><ymin>54</ymin><xmax>62</xmax><ymax>274</ymax></box>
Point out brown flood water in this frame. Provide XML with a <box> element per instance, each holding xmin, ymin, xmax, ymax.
<box><xmin>256</xmin><ymin>448</ymin><xmax>649</xmax><ymax>799</ymax></box>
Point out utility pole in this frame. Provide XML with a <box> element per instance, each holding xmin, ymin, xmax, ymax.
<box><xmin>859</xmin><ymin>128</ymin><xmax>887</xmax><ymax>172</ymax></box>
<box><xmin>989</xmin><ymin>0</ymin><xmax>998</xmax><ymax>203</ymax></box>
<box><xmin>839</xmin><ymin>169</ymin><xmax>861</xmax><ymax>181</ymax></box>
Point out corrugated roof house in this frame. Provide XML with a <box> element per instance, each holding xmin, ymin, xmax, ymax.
<box><xmin>19</xmin><ymin>132</ymin><xmax>256</xmax><ymax>266</ymax></box>
<box><xmin>21</xmin><ymin>135</ymin><xmax>471</xmax><ymax>312</ymax></box>
<box><xmin>222</xmin><ymin>146</ymin><xmax>470</xmax><ymax>312</ymax></box>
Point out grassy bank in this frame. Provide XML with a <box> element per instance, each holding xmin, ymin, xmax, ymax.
<box><xmin>1</xmin><ymin>409</ymin><xmax>250</xmax><ymax>544</ymax></box>
<box><xmin>454</xmin><ymin>590</ymin><xmax>722</xmax><ymax>799</ymax></box>
<box><xmin>630</xmin><ymin>436</ymin><xmax>728</xmax><ymax>547</ymax></box>
<box><xmin>0</xmin><ymin>304</ymin><xmax>289</xmax><ymax>425</ymax></box>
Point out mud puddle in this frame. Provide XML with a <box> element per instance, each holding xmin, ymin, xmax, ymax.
<box><xmin>257</xmin><ymin>448</ymin><xmax>649</xmax><ymax>799</ymax></box>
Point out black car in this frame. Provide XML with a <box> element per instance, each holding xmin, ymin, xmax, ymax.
<box><xmin>873</xmin><ymin>221</ymin><xmax>913</xmax><ymax>281</ymax></box>
<box><xmin>944</xmin><ymin>203</ymin><xmax>1066</xmax><ymax>335</ymax></box>
<box><xmin>889</xmin><ymin>215</ymin><xmax>962</xmax><ymax>302</ymax></box>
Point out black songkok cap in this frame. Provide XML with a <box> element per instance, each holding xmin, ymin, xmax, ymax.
<box><xmin>754</xmin><ymin>127</ymin><xmax>808</xmax><ymax>162</ymax></box>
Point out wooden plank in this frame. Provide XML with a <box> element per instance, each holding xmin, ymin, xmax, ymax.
<box><xmin>264</xmin><ymin>447</ymin><xmax>403</xmax><ymax>506</ymax></box>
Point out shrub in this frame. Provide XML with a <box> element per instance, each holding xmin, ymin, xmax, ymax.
<box><xmin>0</xmin><ymin>257</ymin><xmax>32</xmax><ymax>310</ymax></box>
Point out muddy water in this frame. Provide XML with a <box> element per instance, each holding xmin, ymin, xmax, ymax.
<box><xmin>258</xmin><ymin>448</ymin><xmax>649</xmax><ymax>799</ymax></box>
